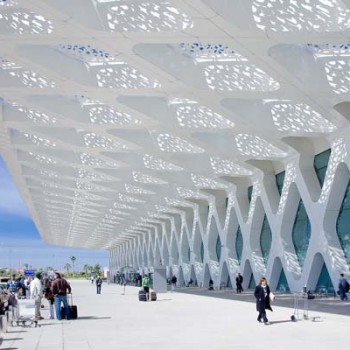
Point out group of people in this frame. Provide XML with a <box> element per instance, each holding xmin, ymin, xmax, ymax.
<box><xmin>6</xmin><ymin>272</ymin><xmax>72</xmax><ymax>321</ymax></box>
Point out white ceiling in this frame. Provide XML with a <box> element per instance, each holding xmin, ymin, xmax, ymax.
<box><xmin>0</xmin><ymin>0</ymin><xmax>349</xmax><ymax>249</ymax></box>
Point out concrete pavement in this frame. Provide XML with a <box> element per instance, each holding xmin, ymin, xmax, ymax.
<box><xmin>0</xmin><ymin>280</ymin><xmax>349</xmax><ymax>350</ymax></box>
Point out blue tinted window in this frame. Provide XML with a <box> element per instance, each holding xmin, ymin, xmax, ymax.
<box><xmin>336</xmin><ymin>179</ymin><xmax>350</xmax><ymax>266</ymax></box>
<box><xmin>200</xmin><ymin>242</ymin><xmax>204</xmax><ymax>263</ymax></box>
<box><xmin>248</xmin><ymin>273</ymin><xmax>256</xmax><ymax>289</ymax></box>
<box><xmin>314</xmin><ymin>149</ymin><xmax>331</xmax><ymax>188</ymax></box>
<box><xmin>235</xmin><ymin>227</ymin><xmax>243</xmax><ymax>264</ymax></box>
<box><xmin>276</xmin><ymin>268</ymin><xmax>290</xmax><ymax>292</ymax></box>
<box><xmin>260</xmin><ymin>215</ymin><xmax>272</xmax><ymax>265</ymax></box>
<box><xmin>315</xmin><ymin>263</ymin><xmax>335</xmax><ymax>294</ymax></box>
<box><xmin>275</xmin><ymin>171</ymin><xmax>285</xmax><ymax>195</ymax></box>
<box><xmin>248</xmin><ymin>186</ymin><xmax>253</xmax><ymax>203</ymax></box>
<box><xmin>216</xmin><ymin>235</ymin><xmax>222</xmax><ymax>261</ymax></box>
<box><xmin>292</xmin><ymin>200</ymin><xmax>311</xmax><ymax>267</ymax></box>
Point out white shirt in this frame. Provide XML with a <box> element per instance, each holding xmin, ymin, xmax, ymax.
<box><xmin>30</xmin><ymin>277</ymin><xmax>43</xmax><ymax>299</ymax></box>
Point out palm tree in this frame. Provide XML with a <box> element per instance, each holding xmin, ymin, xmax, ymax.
<box><xmin>64</xmin><ymin>263</ymin><xmax>71</xmax><ymax>273</ymax></box>
<box><xmin>70</xmin><ymin>256</ymin><xmax>77</xmax><ymax>273</ymax></box>
<box><xmin>83</xmin><ymin>264</ymin><xmax>91</xmax><ymax>278</ymax></box>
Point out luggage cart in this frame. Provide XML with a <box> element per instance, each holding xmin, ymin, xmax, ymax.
<box><xmin>291</xmin><ymin>292</ymin><xmax>309</xmax><ymax>321</ymax></box>
<box><xmin>11</xmin><ymin>299</ymin><xmax>38</xmax><ymax>327</ymax></box>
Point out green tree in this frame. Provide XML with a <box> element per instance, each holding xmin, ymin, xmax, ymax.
<box><xmin>70</xmin><ymin>256</ymin><xmax>77</xmax><ymax>273</ymax></box>
<box><xmin>64</xmin><ymin>263</ymin><xmax>71</xmax><ymax>273</ymax></box>
<box><xmin>93</xmin><ymin>264</ymin><xmax>101</xmax><ymax>276</ymax></box>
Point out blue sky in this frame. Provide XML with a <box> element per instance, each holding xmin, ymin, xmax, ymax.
<box><xmin>0</xmin><ymin>156</ymin><xmax>109</xmax><ymax>271</ymax></box>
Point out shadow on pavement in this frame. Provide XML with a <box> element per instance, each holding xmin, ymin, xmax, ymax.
<box><xmin>77</xmin><ymin>316</ymin><xmax>112</xmax><ymax>320</ymax></box>
<box><xmin>4</xmin><ymin>331</ymin><xmax>26</xmax><ymax>334</ymax></box>
<box><xmin>269</xmin><ymin>320</ymin><xmax>292</xmax><ymax>325</ymax></box>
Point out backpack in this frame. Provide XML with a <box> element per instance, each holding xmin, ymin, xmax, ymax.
<box><xmin>345</xmin><ymin>280</ymin><xmax>350</xmax><ymax>293</ymax></box>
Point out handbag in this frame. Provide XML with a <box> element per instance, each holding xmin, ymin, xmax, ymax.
<box><xmin>269</xmin><ymin>292</ymin><xmax>275</xmax><ymax>301</ymax></box>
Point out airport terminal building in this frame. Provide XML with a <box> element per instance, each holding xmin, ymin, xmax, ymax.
<box><xmin>1</xmin><ymin>0</ymin><xmax>350</xmax><ymax>294</ymax></box>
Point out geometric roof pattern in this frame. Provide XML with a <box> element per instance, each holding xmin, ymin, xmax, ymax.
<box><xmin>0</xmin><ymin>0</ymin><xmax>347</xmax><ymax>251</ymax></box>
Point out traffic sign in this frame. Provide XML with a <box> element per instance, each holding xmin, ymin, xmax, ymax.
<box><xmin>24</xmin><ymin>270</ymin><xmax>35</xmax><ymax>277</ymax></box>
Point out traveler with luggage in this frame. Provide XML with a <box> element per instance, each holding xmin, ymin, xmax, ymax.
<box><xmin>51</xmin><ymin>272</ymin><xmax>72</xmax><ymax>320</ymax></box>
<box><xmin>142</xmin><ymin>274</ymin><xmax>150</xmax><ymax>301</ymax></box>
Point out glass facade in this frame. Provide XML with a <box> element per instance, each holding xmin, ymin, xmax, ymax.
<box><xmin>316</xmin><ymin>263</ymin><xmax>335</xmax><ymax>294</ymax></box>
<box><xmin>227</xmin><ymin>275</ymin><xmax>232</xmax><ymax>288</ymax></box>
<box><xmin>216</xmin><ymin>235</ymin><xmax>222</xmax><ymax>261</ymax></box>
<box><xmin>336</xmin><ymin>178</ymin><xmax>350</xmax><ymax>266</ymax></box>
<box><xmin>235</xmin><ymin>227</ymin><xmax>243</xmax><ymax>264</ymax></box>
<box><xmin>292</xmin><ymin>200</ymin><xmax>311</xmax><ymax>267</ymax></box>
<box><xmin>276</xmin><ymin>268</ymin><xmax>290</xmax><ymax>292</ymax></box>
<box><xmin>248</xmin><ymin>185</ymin><xmax>253</xmax><ymax>203</ymax></box>
<box><xmin>248</xmin><ymin>273</ymin><xmax>256</xmax><ymax>289</ymax></box>
<box><xmin>314</xmin><ymin>149</ymin><xmax>331</xmax><ymax>188</ymax></box>
<box><xmin>200</xmin><ymin>241</ymin><xmax>204</xmax><ymax>263</ymax></box>
<box><xmin>275</xmin><ymin>171</ymin><xmax>285</xmax><ymax>195</ymax></box>
<box><xmin>260</xmin><ymin>215</ymin><xmax>272</xmax><ymax>265</ymax></box>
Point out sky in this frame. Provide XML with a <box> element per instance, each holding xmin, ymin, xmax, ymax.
<box><xmin>0</xmin><ymin>156</ymin><xmax>109</xmax><ymax>271</ymax></box>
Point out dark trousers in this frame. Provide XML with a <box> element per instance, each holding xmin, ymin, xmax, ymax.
<box><xmin>97</xmin><ymin>285</ymin><xmax>101</xmax><ymax>294</ymax></box>
<box><xmin>257</xmin><ymin>311</ymin><xmax>268</xmax><ymax>323</ymax></box>
<box><xmin>143</xmin><ymin>286</ymin><xmax>149</xmax><ymax>300</ymax></box>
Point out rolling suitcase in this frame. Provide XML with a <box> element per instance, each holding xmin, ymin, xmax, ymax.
<box><xmin>150</xmin><ymin>291</ymin><xmax>157</xmax><ymax>301</ymax></box>
<box><xmin>138</xmin><ymin>289</ymin><xmax>147</xmax><ymax>301</ymax></box>
<box><xmin>60</xmin><ymin>294</ymin><xmax>78</xmax><ymax>319</ymax></box>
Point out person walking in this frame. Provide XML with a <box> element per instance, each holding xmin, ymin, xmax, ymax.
<box><xmin>142</xmin><ymin>274</ymin><xmax>150</xmax><ymax>301</ymax></box>
<box><xmin>96</xmin><ymin>276</ymin><xmax>102</xmax><ymax>294</ymax></box>
<box><xmin>90</xmin><ymin>275</ymin><xmax>94</xmax><ymax>284</ymax></box>
<box><xmin>44</xmin><ymin>277</ymin><xmax>55</xmax><ymax>319</ymax></box>
<box><xmin>30</xmin><ymin>272</ymin><xmax>44</xmax><ymax>320</ymax></box>
<box><xmin>338</xmin><ymin>273</ymin><xmax>349</xmax><ymax>301</ymax></box>
<box><xmin>236</xmin><ymin>273</ymin><xmax>244</xmax><ymax>294</ymax></box>
<box><xmin>171</xmin><ymin>275</ymin><xmax>177</xmax><ymax>291</ymax></box>
<box><xmin>51</xmin><ymin>272</ymin><xmax>72</xmax><ymax>320</ymax></box>
<box><xmin>254</xmin><ymin>277</ymin><xmax>273</xmax><ymax>325</ymax></box>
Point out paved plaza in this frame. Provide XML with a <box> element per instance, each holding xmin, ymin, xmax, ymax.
<box><xmin>1</xmin><ymin>280</ymin><xmax>349</xmax><ymax>350</ymax></box>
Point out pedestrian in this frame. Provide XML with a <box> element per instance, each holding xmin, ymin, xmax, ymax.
<box><xmin>208</xmin><ymin>278</ymin><xmax>214</xmax><ymax>290</ymax></box>
<box><xmin>16</xmin><ymin>277</ymin><xmax>26</xmax><ymax>299</ymax></box>
<box><xmin>51</xmin><ymin>272</ymin><xmax>72</xmax><ymax>320</ymax></box>
<box><xmin>44</xmin><ymin>278</ymin><xmax>55</xmax><ymax>319</ymax></box>
<box><xmin>236</xmin><ymin>273</ymin><xmax>244</xmax><ymax>294</ymax></box>
<box><xmin>137</xmin><ymin>274</ymin><xmax>142</xmax><ymax>287</ymax></box>
<box><xmin>7</xmin><ymin>274</ymin><xmax>18</xmax><ymax>293</ymax></box>
<box><xmin>30</xmin><ymin>272</ymin><xmax>44</xmax><ymax>320</ymax></box>
<box><xmin>254</xmin><ymin>277</ymin><xmax>273</xmax><ymax>325</ymax></box>
<box><xmin>96</xmin><ymin>276</ymin><xmax>102</xmax><ymax>294</ymax></box>
<box><xmin>90</xmin><ymin>275</ymin><xmax>94</xmax><ymax>284</ymax></box>
<box><xmin>142</xmin><ymin>274</ymin><xmax>150</xmax><ymax>300</ymax></box>
<box><xmin>338</xmin><ymin>273</ymin><xmax>349</xmax><ymax>301</ymax></box>
<box><xmin>171</xmin><ymin>275</ymin><xmax>177</xmax><ymax>291</ymax></box>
